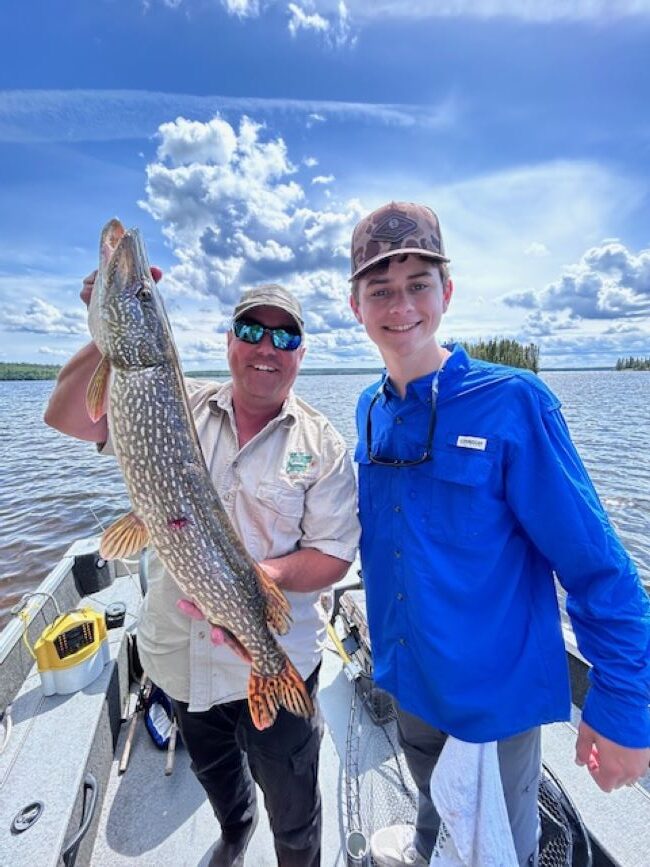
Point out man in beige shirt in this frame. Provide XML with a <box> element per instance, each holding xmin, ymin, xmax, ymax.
<box><xmin>45</xmin><ymin>279</ymin><xmax>359</xmax><ymax>867</ymax></box>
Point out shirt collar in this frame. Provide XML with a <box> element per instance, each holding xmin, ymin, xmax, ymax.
<box><xmin>208</xmin><ymin>379</ymin><xmax>298</xmax><ymax>425</ymax></box>
<box><xmin>379</xmin><ymin>343</ymin><xmax>470</xmax><ymax>406</ymax></box>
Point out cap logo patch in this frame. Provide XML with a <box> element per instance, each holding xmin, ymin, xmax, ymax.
<box><xmin>370</xmin><ymin>213</ymin><xmax>418</xmax><ymax>243</ymax></box>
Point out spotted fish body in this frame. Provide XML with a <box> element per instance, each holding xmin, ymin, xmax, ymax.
<box><xmin>87</xmin><ymin>219</ymin><xmax>312</xmax><ymax>730</ymax></box>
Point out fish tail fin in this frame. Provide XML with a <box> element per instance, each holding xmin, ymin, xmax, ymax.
<box><xmin>253</xmin><ymin>563</ymin><xmax>292</xmax><ymax>635</ymax></box>
<box><xmin>248</xmin><ymin>658</ymin><xmax>314</xmax><ymax>731</ymax></box>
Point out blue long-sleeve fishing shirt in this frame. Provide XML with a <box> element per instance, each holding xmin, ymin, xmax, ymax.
<box><xmin>355</xmin><ymin>344</ymin><xmax>650</xmax><ymax>746</ymax></box>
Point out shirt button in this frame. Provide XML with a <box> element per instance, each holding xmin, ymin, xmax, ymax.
<box><xmin>198</xmin><ymin>631</ymin><xmax>205</xmax><ymax>640</ymax></box>
<box><xmin>396</xmin><ymin>593</ymin><xmax>404</xmax><ymax>601</ymax></box>
<box><xmin>399</xmin><ymin>637</ymin><xmax>406</xmax><ymax>646</ymax></box>
<box><xmin>233</xmin><ymin>460</ymin><xmax>239</xmax><ymax>468</ymax></box>
<box><xmin>394</xmin><ymin>550</ymin><xmax>401</xmax><ymax>558</ymax></box>
<box><xmin>395</xmin><ymin>417</ymin><xmax>403</xmax><ymax>425</ymax></box>
<box><xmin>394</xmin><ymin>505</ymin><xmax>401</xmax><ymax>513</ymax></box>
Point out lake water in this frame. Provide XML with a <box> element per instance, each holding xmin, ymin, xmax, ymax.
<box><xmin>1</xmin><ymin>370</ymin><xmax>649</xmax><ymax>627</ymax></box>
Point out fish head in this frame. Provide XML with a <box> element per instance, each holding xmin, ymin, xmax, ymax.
<box><xmin>100</xmin><ymin>226</ymin><xmax>176</xmax><ymax>370</ymax></box>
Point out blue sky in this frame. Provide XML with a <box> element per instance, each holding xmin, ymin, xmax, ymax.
<box><xmin>1</xmin><ymin>1</ymin><xmax>649</xmax><ymax>369</ymax></box>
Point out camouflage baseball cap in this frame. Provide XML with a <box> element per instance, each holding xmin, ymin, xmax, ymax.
<box><xmin>232</xmin><ymin>283</ymin><xmax>304</xmax><ymax>335</ymax></box>
<box><xmin>350</xmin><ymin>201</ymin><xmax>450</xmax><ymax>280</ymax></box>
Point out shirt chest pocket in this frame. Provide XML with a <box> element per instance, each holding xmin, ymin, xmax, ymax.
<box><xmin>256</xmin><ymin>481</ymin><xmax>306</xmax><ymax>542</ymax></box>
<box><xmin>419</xmin><ymin>446</ymin><xmax>496</xmax><ymax>548</ymax></box>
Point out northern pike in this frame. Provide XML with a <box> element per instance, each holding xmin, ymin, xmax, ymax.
<box><xmin>86</xmin><ymin>218</ymin><xmax>313</xmax><ymax>730</ymax></box>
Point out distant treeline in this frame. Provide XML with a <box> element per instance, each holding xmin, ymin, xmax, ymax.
<box><xmin>0</xmin><ymin>362</ymin><xmax>61</xmax><ymax>380</ymax></box>
<box><xmin>615</xmin><ymin>356</ymin><xmax>650</xmax><ymax>371</ymax></box>
<box><xmin>458</xmin><ymin>338</ymin><xmax>540</xmax><ymax>373</ymax></box>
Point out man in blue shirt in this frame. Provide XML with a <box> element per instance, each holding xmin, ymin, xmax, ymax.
<box><xmin>349</xmin><ymin>201</ymin><xmax>650</xmax><ymax>866</ymax></box>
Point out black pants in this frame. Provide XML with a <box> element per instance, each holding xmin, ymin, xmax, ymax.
<box><xmin>172</xmin><ymin>665</ymin><xmax>322</xmax><ymax>867</ymax></box>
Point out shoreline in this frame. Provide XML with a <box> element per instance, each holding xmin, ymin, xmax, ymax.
<box><xmin>4</xmin><ymin>366</ymin><xmax>650</xmax><ymax>381</ymax></box>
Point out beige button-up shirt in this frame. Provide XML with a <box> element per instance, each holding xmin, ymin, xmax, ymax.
<box><xmin>126</xmin><ymin>378</ymin><xmax>359</xmax><ymax>709</ymax></box>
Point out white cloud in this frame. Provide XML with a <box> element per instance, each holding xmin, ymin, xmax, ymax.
<box><xmin>151</xmin><ymin>0</ymin><xmax>650</xmax><ymax>25</ymax></box>
<box><xmin>503</xmin><ymin>241</ymin><xmax>650</xmax><ymax>320</ymax></box>
<box><xmin>288</xmin><ymin>3</ymin><xmax>329</xmax><ymax>36</ymax></box>
<box><xmin>221</xmin><ymin>0</ymin><xmax>261</xmax><ymax>16</ymax></box>
<box><xmin>0</xmin><ymin>90</ymin><xmax>456</xmax><ymax>144</ymax></box>
<box><xmin>0</xmin><ymin>298</ymin><xmax>87</xmax><ymax>335</ymax></box>
<box><xmin>157</xmin><ymin>116</ymin><xmax>238</xmax><ymax>165</ymax></box>
<box><xmin>219</xmin><ymin>0</ymin><xmax>356</xmax><ymax>46</ymax></box>
<box><xmin>534</xmin><ymin>330</ymin><xmax>650</xmax><ymax>367</ymax></box>
<box><xmin>180</xmin><ymin>336</ymin><xmax>228</xmax><ymax>366</ymax></box>
<box><xmin>140</xmin><ymin>114</ymin><xmax>365</xmax><ymax>310</ymax></box>
<box><xmin>303</xmin><ymin>156</ymin><xmax>319</xmax><ymax>167</ymax></box>
<box><xmin>519</xmin><ymin>309</ymin><xmax>577</xmax><ymax>337</ymax></box>
<box><xmin>312</xmin><ymin>174</ymin><xmax>334</xmax><ymax>184</ymax></box>
<box><xmin>425</xmin><ymin>159</ymin><xmax>642</xmax><ymax>303</ymax></box>
<box><xmin>345</xmin><ymin>0</ymin><xmax>650</xmax><ymax>22</ymax></box>
<box><xmin>137</xmin><ymin>117</ymin><xmax>648</xmax><ymax>368</ymax></box>
<box><xmin>38</xmin><ymin>345</ymin><xmax>72</xmax><ymax>357</ymax></box>
<box><xmin>524</xmin><ymin>242</ymin><xmax>549</xmax><ymax>257</ymax></box>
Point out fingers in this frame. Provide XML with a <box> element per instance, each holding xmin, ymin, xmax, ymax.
<box><xmin>210</xmin><ymin>626</ymin><xmax>226</xmax><ymax>645</ymax></box>
<box><xmin>588</xmin><ymin>764</ymin><xmax>630</xmax><ymax>793</ymax></box>
<box><xmin>209</xmin><ymin>627</ymin><xmax>251</xmax><ymax>660</ymax></box>
<box><xmin>80</xmin><ymin>270</ymin><xmax>98</xmax><ymax>307</ymax></box>
<box><xmin>176</xmin><ymin>599</ymin><xmax>205</xmax><ymax>620</ymax></box>
<box><xmin>176</xmin><ymin>600</ymin><xmax>251</xmax><ymax>660</ymax></box>
<box><xmin>574</xmin><ymin>724</ymin><xmax>592</xmax><ymax>767</ymax></box>
<box><xmin>579</xmin><ymin>742</ymin><xmax>642</xmax><ymax>792</ymax></box>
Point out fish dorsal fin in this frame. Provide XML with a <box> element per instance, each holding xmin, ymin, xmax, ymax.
<box><xmin>86</xmin><ymin>355</ymin><xmax>111</xmax><ymax>422</ymax></box>
<box><xmin>253</xmin><ymin>563</ymin><xmax>292</xmax><ymax>636</ymax></box>
<box><xmin>100</xmin><ymin>511</ymin><xmax>149</xmax><ymax>559</ymax></box>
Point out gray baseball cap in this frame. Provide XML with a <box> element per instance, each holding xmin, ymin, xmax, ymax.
<box><xmin>351</xmin><ymin>201</ymin><xmax>450</xmax><ymax>280</ymax></box>
<box><xmin>232</xmin><ymin>283</ymin><xmax>304</xmax><ymax>336</ymax></box>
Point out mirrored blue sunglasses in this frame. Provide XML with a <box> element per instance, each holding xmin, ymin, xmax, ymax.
<box><xmin>232</xmin><ymin>317</ymin><xmax>303</xmax><ymax>352</ymax></box>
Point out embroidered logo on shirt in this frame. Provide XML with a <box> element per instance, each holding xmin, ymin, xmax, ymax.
<box><xmin>456</xmin><ymin>435</ymin><xmax>487</xmax><ymax>451</ymax></box>
<box><xmin>286</xmin><ymin>451</ymin><xmax>313</xmax><ymax>475</ymax></box>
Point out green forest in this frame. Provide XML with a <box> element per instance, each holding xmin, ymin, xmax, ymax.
<box><xmin>459</xmin><ymin>339</ymin><xmax>540</xmax><ymax>373</ymax></box>
<box><xmin>0</xmin><ymin>362</ymin><xmax>61</xmax><ymax>380</ymax></box>
<box><xmin>615</xmin><ymin>356</ymin><xmax>650</xmax><ymax>371</ymax></box>
<box><xmin>6</xmin><ymin>343</ymin><xmax>647</xmax><ymax>379</ymax></box>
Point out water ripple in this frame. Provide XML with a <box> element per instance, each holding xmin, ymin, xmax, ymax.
<box><xmin>1</xmin><ymin>372</ymin><xmax>648</xmax><ymax>626</ymax></box>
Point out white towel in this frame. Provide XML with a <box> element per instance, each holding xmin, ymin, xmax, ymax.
<box><xmin>429</xmin><ymin>736</ymin><xmax>519</xmax><ymax>867</ymax></box>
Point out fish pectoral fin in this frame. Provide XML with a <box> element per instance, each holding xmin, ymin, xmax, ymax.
<box><xmin>253</xmin><ymin>564</ymin><xmax>292</xmax><ymax>636</ymax></box>
<box><xmin>86</xmin><ymin>355</ymin><xmax>111</xmax><ymax>422</ymax></box>
<box><xmin>248</xmin><ymin>658</ymin><xmax>314</xmax><ymax>731</ymax></box>
<box><xmin>100</xmin><ymin>511</ymin><xmax>149</xmax><ymax>559</ymax></box>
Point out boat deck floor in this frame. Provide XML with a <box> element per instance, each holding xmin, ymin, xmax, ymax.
<box><xmin>90</xmin><ymin>639</ymin><xmax>650</xmax><ymax>867</ymax></box>
<box><xmin>90</xmin><ymin>643</ymin><xmax>360</xmax><ymax>866</ymax></box>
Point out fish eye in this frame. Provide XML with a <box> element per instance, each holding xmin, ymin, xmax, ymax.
<box><xmin>136</xmin><ymin>284</ymin><xmax>153</xmax><ymax>302</ymax></box>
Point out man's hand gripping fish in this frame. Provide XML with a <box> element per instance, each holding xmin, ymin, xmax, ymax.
<box><xmin>86</xmin><ymin>218</ymin><xmax>313</xmax><ymax>730</ymax></box>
